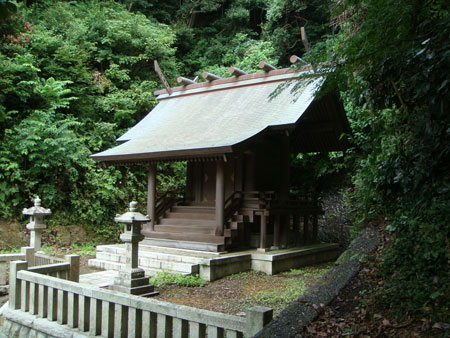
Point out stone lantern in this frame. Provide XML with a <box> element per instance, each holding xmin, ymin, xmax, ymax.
<box><xmin>22</xmin><ymin>196</ymin><xmax>51</xmax><ymax>252</ymax></box>
<box><xmin>112</xmin><ymin>201</ymin><xmax>157</xmax><ymax>297</ymax></box>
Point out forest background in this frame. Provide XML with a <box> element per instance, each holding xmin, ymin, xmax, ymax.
<box><xmin>0</xmin><ymin>0</ymin><xmax>448</xmax><ymax>323</ymax></box>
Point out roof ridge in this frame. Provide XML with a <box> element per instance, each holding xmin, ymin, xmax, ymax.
<box><xmin>154</xmin><ymin>65</ymin><xmax>313</xmax><ymax>97</ymax></box>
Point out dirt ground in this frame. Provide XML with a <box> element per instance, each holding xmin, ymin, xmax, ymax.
<box><xmin>153</xmin><ymin>263</ymin><xmax>332</xmax><ymax>317</ymax></box>
<box><xmin>303</xmin><ymin>233</ymin><xmax>449</xmax><ymax>338</ymax></box>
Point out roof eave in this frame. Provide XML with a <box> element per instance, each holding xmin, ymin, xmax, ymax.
<box><xmin>90</xmin><ymin>146</ymin><xmax>234</xmax><ymax>164</ymax></box>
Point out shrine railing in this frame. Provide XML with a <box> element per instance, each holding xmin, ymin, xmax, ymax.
<box><xmin>225</xmin><ymin>191</ymin><xmax>322</xmax><ymax>250</ymax></box>
<box><xmin>155</xmin><ymin>190</ymin><xmax>182</xmax><ymax>220</ymax></box>
<box><xmin>7</xmin><ymin>261</ymin><xmax>272</xmax><ymax>337</ymax></box>
<box><xmin>224</xmin><ymin>191</ymin><xmax>242</xmax><ymax>225</ymax></box>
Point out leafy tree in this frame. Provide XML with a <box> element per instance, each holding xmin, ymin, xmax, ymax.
<box><xmin>262</xmin><ymin>0</ymin><xmax>331</xmax><ymax>62</ymax></box>
<box><xmin>313</xmin><ymin>0</ymin><xmax>450</xmax><ymax>321</ymax></box>
<box><xmin>0</xmin><ymin>0</ymin><xmax>181</xmax><ymax>241</ymax></box>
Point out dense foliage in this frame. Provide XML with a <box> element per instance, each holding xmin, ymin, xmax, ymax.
<box><xmin>0</xmin><ymin>0</ymin><xmax>181</xmax><ymax>240</ymax></box>
<box><xmin>314</xmin><ymin>0</ymin><xmax>450</xmax><ymax>321</ymax></box>
<box><xmin>0</xmin><ymin>0</ymin><xmax>448</xmax><ymax>321</ymax></box>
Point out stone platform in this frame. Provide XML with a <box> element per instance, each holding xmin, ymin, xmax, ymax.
<box><xmin>89</xmin><ymin>243</ymin><xmax>340</xmax><ymax>281</ymax></box>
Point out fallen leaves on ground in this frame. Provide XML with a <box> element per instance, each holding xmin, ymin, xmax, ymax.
<box><xmin>303</xmin><ymin>231</ymin><xmax>449</xmax><ymax>337</ymax></box>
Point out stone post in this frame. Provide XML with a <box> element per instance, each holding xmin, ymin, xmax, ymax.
<box><xmin>65</xmin><ymin>254</ymin><xmax>80</xmax><ymax>282</ymax></box>
<box><xmin>9</xmin><ymin>261</ymin><xmax>28</xmax><ymax>309</ymax></box>
<box><xmin>21</xmin><ymin>246</ymin><xmax>35</xmax><ymax>268</ymax></box>
<box><xmin>112</xmin><ymin>201</ymin><xmax>158</xmax><ymax>297</ymax></box>
<box><xmin>22</xmin><ymin>196</ymin><xmax>51</xmax><ymax>252</ymax></box>
<box><xmin>245</xmin><ymin>306</ymin><xmax>273</xmax><ymax>337</ymax></box>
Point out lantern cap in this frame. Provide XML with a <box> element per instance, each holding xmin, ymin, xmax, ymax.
<box><xmin>22</xmin><ymin>196</ymin><xmax>51</xmax><ymax>216</ymax></box>
<box><xmin>114</xmin><ymin>201</ymin><xmax>150</xmax><ymax>224</ymax></box>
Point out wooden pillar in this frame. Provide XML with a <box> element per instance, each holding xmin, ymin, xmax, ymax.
<box><xmin>293</xmin><ymin>215</ymin><xmax>300</xmax><ymax>232</ymax></box>
<box><xmin>215</xmin><ymin>159</ymin><xmax>225</xmax><ymax>236</ymax></box>
<box><xmin>194</xmin><ymin>162</ymin><xmax>203</xmax><ymax>204</ymax></box>
<box><xmin>147</xmin><ymin>163</ymin><xmax>157</xmax><ymax>231</ymax></box>
<box><xmin>258</xmin><ymin>212</ymin><xmax>267</xmax><ymax>251</ymax></box>
<box><xmin>293</xmin><ymin>214</ymin><xmax>300</xmax><ymax>245</ymax></box>
<box><xmin>303</xmin><ymin>214</ymin><xmax>310</xmax><ymax>243</ymax></box>
<box><xmin>271</xmin><ymin>214</ymin><xmax>280</xmax><ymax>250</ymax></box>
<box><xmin>185</xmin><ymin>162</ymin><xmax>194</xmax><ymax>202</ymax></box>
<box><xmin>280</xmin><ymin>135</ymin><xmax>290</xmax><ymax>247</ymax></box>
<box><xmin>312</xmin><ymin>214</ymin><xmax>318</xmax><ymax>242</ymax></box>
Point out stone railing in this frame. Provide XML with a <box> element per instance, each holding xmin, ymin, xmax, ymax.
<box><xmin>0</xmin><ymin>248</ymin><xmax>79</xmax><ymax>285</ymax></box>
<box><xmin>0</xmin><ymin>247</ymin><xmax>34</xmax><ymax>285</ymax></box>
<box><xmin>8</xmin><ymin>261</ymin><xmax>272</xmax><ymax>337</ymax></box>
<box><xmin>34</xmin><ymin>252</ymin><xmax>63</xmax><ymax>266</ymax></box>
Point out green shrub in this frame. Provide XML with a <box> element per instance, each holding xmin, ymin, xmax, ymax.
<box><xmin>149</xmin><ymin>271</ymin><xmax>206</xmax><ymax>288</ymax></box>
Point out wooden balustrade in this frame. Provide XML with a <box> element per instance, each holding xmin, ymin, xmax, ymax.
<box><xmin>222</xmin><ymin>190</ymin><xmax>322</xmax><ymax>249</ymax></box>
<box><xmin>8</xmin><ymin>261</ymin><xmax>272</xmax><ymax>337</ymax></box>
<box><xmin>155</xmin><ymin>190</ymin><xmax>182</xmax><ymax>220</ymax></box>
<box><xmin>224</xmin><ymin>191</ymin><xmax>242</xmax><ymax>224</ymax></box>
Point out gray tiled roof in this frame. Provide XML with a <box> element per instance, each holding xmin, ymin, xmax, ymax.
<box><xmin>91</xmin><ymin>71</ymin><xmax>323</xmax><ymax>162</ymax></box>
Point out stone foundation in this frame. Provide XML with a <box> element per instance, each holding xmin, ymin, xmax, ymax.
<box><xmin>199</xmin><ymin>254</ymin><xmax>252</xmax><ymax>281</ymax></box>
<box><xmin>251</xmin><ymin>244</ymin><xmax>340</xmax><ymax>275</ymax></box>
<box><xmin>90</xmin><ymin>243</ymin><xmax>342</xmax><ymax>282</ymax></box>
<box><xmin>0</xmin><ymin>306</ymin><xmax>88</xmax><ymax>338</ymax></box>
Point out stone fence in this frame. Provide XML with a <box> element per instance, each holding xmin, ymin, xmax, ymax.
<box><xmin>0</xmin><ymin>247</ymin><xmax>79</xmax><ymax>285</ymax></box>
<box><xmin>0</xmin><ymin>247</ymin><xmax>34</xmax><ymax>285</ymax></box>
<box><xmin>6</xmin><ymin>260</ymin><xmax>272</xmax><ymax>337</ymax></box>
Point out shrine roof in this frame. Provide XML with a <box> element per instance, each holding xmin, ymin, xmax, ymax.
<box><xmin>91</xmin><ymin>68</ymin><xmax>349</xmax><ymax>164</ymax></box>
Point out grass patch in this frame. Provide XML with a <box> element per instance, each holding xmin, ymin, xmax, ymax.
<box><xmin>283</xmin><ymin>264</ymin><xmax>331</xmax><ymax>277</ymax></box>
<box><xmin>249</xmin><ymin>278</ymin><xmax>309</xmax><ymax>307</ymax></box>
<box><xmin>150</xmin><ymin>271</ymin><xmax>206</xmax><ymax>288</ymax></box>
<box><xmin>0</xmin><ymin>248</ymin><xmax>20</xmax><ymax>254</ymax></box>
<box><xmin>40</xmin><ymin>245</ymin><xmax>58</xmax><ymax>256</ymax></box>
<box><xmin>70</xmin><ymin>243</ymin><xmax>96</xmax><ymax>256</ymax></box>
<box><xmin>155</xmin><ymin>263</ymin><xmax>333</xmax><ymax>316</ymax></box>
<box><xmin>40</xmin><ymin>243</ymin><xmax>96</xmax><ymax>256</ymax></box>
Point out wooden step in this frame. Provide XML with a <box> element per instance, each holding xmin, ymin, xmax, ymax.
<box><xmin>172</xmin><ymin>206</ymin><xmax>215</xmax><ymax>214</ymax></box>
<box><xmin>224</xmin><ymin>229</ymin><xmax>238</xmax><ymax>239</ymax></box>
<box><xmin>154</xmin><ymin>224</ymin><xmax>215</xmax><ymax>234</ymax></box>
<box><xmin>232</xmin><ymin>214</ymin><xmax>248</xmax><ymax>222</ymax></box>
<box><xmin>229</xmin><ymin>221</ymin><xmax>244</xmax><ymax>230</ymax></box>
<box><xmin>242</xmin><ymin>201</ymin><xmax>260</xmax><ymax>208</ymax></box>
<box><xmin>159</xmin><ymin>218</ymin><xmax>216</xmax><ymax>226</ymax></box>
<box><xmin>143</xmin><ymin>230</ymin><xmax>226</xmax><ymax>244</ymax></box>
<box><xmin>165</xmin><ymin>212</ymin><xmax>216</xmax><ymax>220</ymax></box>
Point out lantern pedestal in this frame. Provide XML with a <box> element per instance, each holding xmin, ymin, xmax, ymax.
<box><xmin>111</xmin><ymin>201</ymin><xmax>158</xmax><ymax>297</ymax></box>
<box><xmin>22</xmin><ymin>196</ymin><xmax>51</xmax><ymax>252</ymax></box>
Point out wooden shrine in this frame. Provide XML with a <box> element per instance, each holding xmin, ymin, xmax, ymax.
<box><xmin>91</xmin><ymin>62</ymin><xmax>351</xmax><ymax>252</ymax></box>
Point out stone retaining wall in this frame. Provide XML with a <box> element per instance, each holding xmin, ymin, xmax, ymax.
<box><xmin>256</xmin><ymin>227</ymin><xmax>379</xmax><ymax>337</ymax></box>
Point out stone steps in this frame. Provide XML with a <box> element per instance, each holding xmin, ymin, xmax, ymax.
<box><xmin>88</xmin><ymin>244</ymin><xmax>204</xmax><ymax>276</ymax></box>
<box><xmin>99</xmin><ymin>243</ymin><xmax>220</xmax><ymax>258</ymax></box>
<box><xmin>141</xmin><ymin>238</ymin><xmax>225</xmax><ymax>252</ymax></box>
<box><xmin>88</xmin><ymin>259</ymin><xmax>188</xmax><ymax>276</ymax></box>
